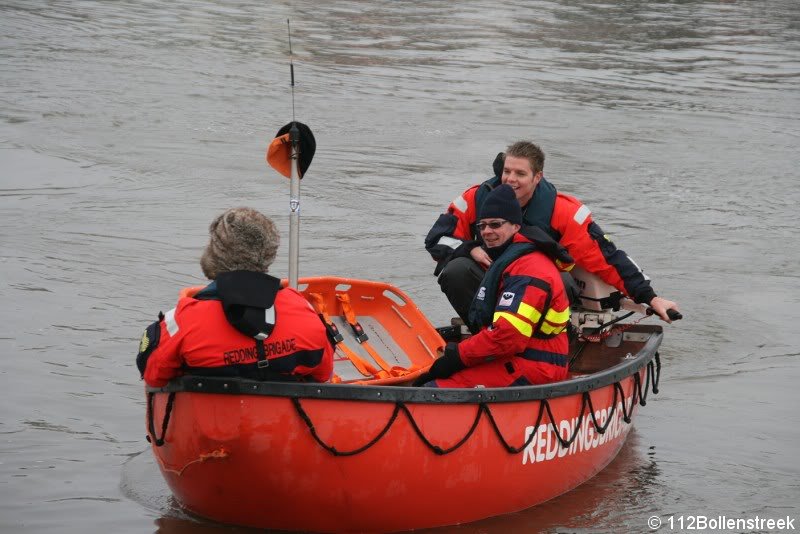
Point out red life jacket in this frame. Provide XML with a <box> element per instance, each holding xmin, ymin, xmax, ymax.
<box><xmin>142</xmin><ymin>277</ymin><xmax>333</xmax><ymax>387</ymax></box>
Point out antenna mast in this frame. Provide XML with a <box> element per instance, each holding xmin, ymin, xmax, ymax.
<box><xmin>287</xmin><ymin>19</ymin><xmax>300</xmax><ymax>288</ymax></box>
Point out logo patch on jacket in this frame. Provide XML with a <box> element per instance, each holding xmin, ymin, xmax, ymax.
<box><xmin>136</xmin><ymin>320</ymin><xmax>161</xmax><ymax>377</ymax></box>
<box><xmin>477</xmin><ymin>287</ymin><xmax>486</xmax><ymax>301</ymax></box>
<box><xmin>498</xmin><ymin>291</ymin><xmax>515</xmax><ymax>307</ymax></box>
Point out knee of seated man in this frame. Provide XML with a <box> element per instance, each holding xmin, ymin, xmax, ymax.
<box><xmin>438</xmin><ymin>257</ymin><xmax>480</xmax><ymax>289</ymax></box>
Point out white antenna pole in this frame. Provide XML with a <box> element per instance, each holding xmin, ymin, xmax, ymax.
<box><xmin>288</xmin><ymin>123</ymin><xmax>300</xmax><ymax>289</ymax></box>
<box><xmin>287</xmin><ymin>19</ymin><xmax>300</xmax><ymax>289</ymax></box>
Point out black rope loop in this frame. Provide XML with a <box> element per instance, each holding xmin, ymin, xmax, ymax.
<box><xmin>146</xmin><ymin>391</ymin><xmax>176</xmax><ymax>447</ymax></box>
<box><xmin>584</xmin><ymin>383</ymin><xmax>621</xmax><ymax>436</ymax></box>
<box><xmin>400</xmin><ymin>403</ymin><xmax>484</xmax><ymax>455</ymax></box>
<box><xmin>651</xmin><ymin>352</ymin><xmax>661</xmax><ymax>394</ymax></box>
<box><xmin>291</xmin><ymin>397</ymin><xmax>401</xmax><ymax>456</ymax></box>
<box><xmin>289</xmin><ymin>361</ymin><xmax>660</xmax><ymax>457</ymax></box>
<box><xmin>639</xmin><ymin>363</ymin><xmax>652</xmax><ymax>406</ymax></box>
<box><xmin>632</xmin><ymin>371</ymin><xmax>644</xmax><ymax>408</ymax></box>
<box><xmin>544</xmin><ymin>394</ymin><xmax>589</xmax><ymax>449</ymax></box>
<box><xmin>483</xmin><ymin>399</ymin><xmax>546</xmax><ymax>454</ymax></box>
<box><xmin>614</xmin><ymin>382</ymin><xmax>633</xmax><ymax>423</ymax></box>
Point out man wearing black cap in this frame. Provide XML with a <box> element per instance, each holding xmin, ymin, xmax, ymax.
<box><xmin>416</xmin><ymin>185</ymin><xmax>571</xmax><ymax>388</ymax></box>
<box><xmin>425</xmin><ymin>141</ymin><xmax>680</xmax><ymax>324</ymax></box>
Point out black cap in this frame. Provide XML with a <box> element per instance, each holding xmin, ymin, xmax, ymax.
<box><xmin>478</xmin><ymin>184</ymin><xmax>522</xmax><ymax>225</ymax></box>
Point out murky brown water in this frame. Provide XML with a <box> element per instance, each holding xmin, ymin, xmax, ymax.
<box><xmin>2</xmin><ymin>1</ymin><xmax>799</xmax><ymax>532</ymax></box>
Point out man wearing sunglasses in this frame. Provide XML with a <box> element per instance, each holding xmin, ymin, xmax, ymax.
<box><xmin>415</xmin><ymin>184</ymin><xmax>571</xmax><ymax>388</ymax></box>
<box><xmin>425</xmin><ymin>141</ymin><xmax>680</xmax><ymax>326</ymax></box>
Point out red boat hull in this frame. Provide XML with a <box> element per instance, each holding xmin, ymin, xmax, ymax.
<box><xmin>147</xmin><ymin>366</ymin><xmax>653</xmax><ymax>532</ymax></box>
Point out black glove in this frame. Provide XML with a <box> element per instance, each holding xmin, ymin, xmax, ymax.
<box><xmin>433</xmin><ymin>258</ymin><xmax>449</xmax><ymax>277</ymax></box>
<box><xmin>451</xmin><ymin>239</ymin><xmax>480</xmax><ymax>260</ymax></box>
<box><xmin>412</xmin><ymin>372</ymin><xmax>434</xmax><ymax>387</ymax></box>
<box><xmin>412</xmin><ymin>343</ymin><xmax>467</xmax><ymax>386</ymax></box>
<box><xmin>428</xmin><ymin>342</ymin><xmax>466</xmax><ymax>379</ymax></box>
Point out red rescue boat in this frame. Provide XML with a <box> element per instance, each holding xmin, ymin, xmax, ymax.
<box><xmin>145</xmin><ymin>276</ymin><xmax>663</xmax><ymax>533</ymax></box>
<box><xmin>144</xmin><ymin>106</ymin><xmax>669</xmax><ymax>530</ymax></box>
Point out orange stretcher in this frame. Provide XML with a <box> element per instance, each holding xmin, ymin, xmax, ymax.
<box><xmin>177</xmin><ymin>277</ymin><xmax>443</xmax><ymax>385</ymax></box>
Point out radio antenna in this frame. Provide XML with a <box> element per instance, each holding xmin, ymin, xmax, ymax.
<box><xmin>265</xmin><ymin>20</ymin><xmax>315</xmax><ymax>288</ymax></box>
<box><xmin>287</xmin><ymin>19</ymin><xmax>296</xmax><ymax>121</ymax></box>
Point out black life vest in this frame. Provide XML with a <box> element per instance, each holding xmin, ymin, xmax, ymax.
<box><xmin>468</xmin><ymin>242</ymin><xmax>538</xmax><ymax>333</ymax></box>
<box><xmin>467</xmin><ymin>227</ymin><xmax>573</xmax><ymax>334</ymax></box>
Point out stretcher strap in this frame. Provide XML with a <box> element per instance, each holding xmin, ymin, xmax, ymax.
<box><xmin>307</xmin><ymin>293</ymin><xmax>386</xmax><ymax>379</ymax></box>
<box><xmin>337</xmin><ymin>292</ymin><xmax>369</xmax><ymax>344</ymax></box>
<box><xmin>335</xmin><ymin>293</ymin><xmax>409</xmax><ymax>378</ymax></box>
<box><xmin>306</xmin><ymin>293</ymin><xmax>344</xmax><ymax>344</ymax></box>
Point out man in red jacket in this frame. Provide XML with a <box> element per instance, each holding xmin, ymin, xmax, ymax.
<box><xmin>136</xmin><ymin>207</ymin><xmax>333</xmax><ymax>387</ymax></box>
<box><xmin>425</xmin><ymin>141</ymin><xmax>679</xmax><ymax>325</ymax></box>
<box><xmin>416</xmin><ymin>185</ymin><xmax>570</xmax><ymax>388</ymax></box>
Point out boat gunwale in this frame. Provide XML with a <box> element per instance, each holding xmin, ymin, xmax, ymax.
<box><xmin>146</xmin><ymin>327</ymin><xmax>662</xmax><ymax>404</ymax></box>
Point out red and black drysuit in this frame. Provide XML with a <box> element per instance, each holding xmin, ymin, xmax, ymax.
<box><xmin>425</xmin><ymin>171</ymin><xmax>657</xmax><ymax>314</ymax></box>
<box><xmin>136</xmin><ymin>271</ymin><xmax>333</xmax><ymax>387</ymax></box>
<box><xmin>417</xmin><ymin>232</ymin><xmax>571</xmax><ymax>388</ymax></box>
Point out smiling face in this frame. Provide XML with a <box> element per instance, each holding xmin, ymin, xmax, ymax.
<box><xmin>478</xmin><ymin>218</ymin><xmax>520</xmax><ymax>248</ymax></box>
<box><xmin>501</xmin><ymin>155</ymin><xmax>543</xmax><ymax>206</ymax></box>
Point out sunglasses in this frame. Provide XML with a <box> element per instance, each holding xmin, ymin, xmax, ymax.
<box><xmin>476</xmin><ymin>220</ymin><xmax>509</xmax><ymax>231</ymax></box>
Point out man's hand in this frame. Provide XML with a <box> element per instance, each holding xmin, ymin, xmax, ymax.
<box><xmin>649</xmin><ymin>296</ymin><xmax>680</xmax><ymax>323</ymax></box>
<box><xmin>412</xmin><ymin>343</ymin><xmax>467</xmax><ymax>386</ymax></box>
<box><xmin>470</xmin><ymin>246</ymin><xmax>492</xmax><ymax>268</ymax></box>
<box><xmin>428</xmin><ymin>343</ymin><xmax>466</xmax><ymax>380</ymax></box>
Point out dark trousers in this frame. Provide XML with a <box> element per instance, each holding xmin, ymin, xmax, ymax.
<box><xmin>437</xmin><ymin>257</ymin><xmax>485</xmax><ymax>330</ymax></box>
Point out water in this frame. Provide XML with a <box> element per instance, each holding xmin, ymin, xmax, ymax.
<box><xmin>1</xmin><ymin>1</ymin><xmax>799</xmax><ymax>532</ymax></box>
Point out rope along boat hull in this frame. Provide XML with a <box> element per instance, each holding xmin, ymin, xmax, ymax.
<box><xmin>145</xmin><ymin>325</ymin><xmax>662</xmax><ymax>532</ymax></box>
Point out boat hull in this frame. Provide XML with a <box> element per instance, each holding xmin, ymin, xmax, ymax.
<box><xmin>146</xmin><ymin>336</ymin><xmax>660</xmax><ymax>533</ymax></box>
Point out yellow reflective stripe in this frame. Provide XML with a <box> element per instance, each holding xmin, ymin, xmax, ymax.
<box><xmin>540</xmin><ymin>322</ymin><xmax>567</xmax><ymax>335</ymax></box>
<box><xmin>513</xmin><ymin>300</ymin><xmax>570</xmax><ymax>336</ymax></box>
<box><xmin>493</xmin><ymin>312</ymin><xmax>532</xmax><ymax>337</ymax></box>
<box><xmin>544</xmin><ymin>306</ymin><xmax>570</xmax><ymax>325</ymax></box>
<box><xmin>518</xmin><ymin>303</ymin><xmax>570</xmax><ymax>325</ymax></box>
<box><xmin>517</xmin><ymin>301</ymin><xmax>542</xmax><ymax>323</ymax></box>
<box><xmin>556</xmin><ymin>260</ymin><xmax>574</xmax><ymax>272</ymax></box>
<box><xmin>540</xmin><ymin>306</ymin><xmax>570</xmax><ymax>335</ymax></box>
<box><xmin>515</xmin><ymin>302</ymin><xmax>570</xmax><ymax>336</ymax></box>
